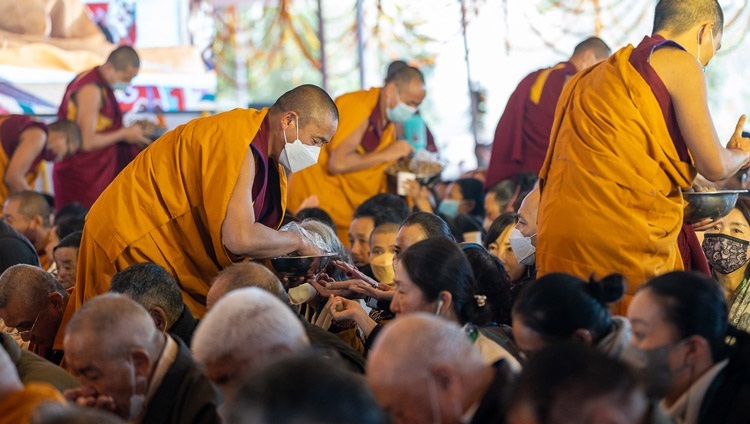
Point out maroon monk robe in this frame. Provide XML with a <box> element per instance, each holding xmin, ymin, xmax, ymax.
<box><xmin>54</xmin><ymin>66</ymin><xmax>138</xmax><ymax>210</ymax></box>
<box><xmin>485</xmin><ymin>62</ymin><xmax>577</xmax><ymax>190</ymax></box>
<box><xmin>0</xmin><ymin>115</ymin><xmax>55</xmax><ymax>168</ymax></box>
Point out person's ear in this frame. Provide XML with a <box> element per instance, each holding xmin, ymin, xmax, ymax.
<box><xmin>572</xmin><ymin>328</ymin><xmax>593</xmax><ymax>345</ymax></box>
<box><xmin>149</xmin><ymin>307</ymin><xmax>169</xmax><ymax>333</ymax></box>
<box><xmin>48</xmin><ymin>292</ymin><xmax>65</xmax><ymax>313</ymax></box>
<box><xmin>684</xmin><ymin>335</ymin><xmax>710</xmax><ymax>364</ymax></box>
<box><xmin>430</xmin><ymin>364</ymin><xmax>457</xmax><ymax>392</ymax></box>
<box><xmin>30</xmin><ymin>214</ymin><xmax>44</xmax><ymax>229</ymax></box>
<box><xmin>130</xmin><ymin>349</ymin><xmax>152</xmax><ymax>381</ymax></box>
<box><xmin>438</xmin><ymin>291</ymin><xmax>452</xmax><ymax>314</ymax></box>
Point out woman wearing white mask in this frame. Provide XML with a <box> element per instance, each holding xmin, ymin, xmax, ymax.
<box><xmin>485</xmin><ymin>212</ymin><xmax>528</xmax><ymax>283</ymax></box>
<box><xmin>625</xmin><ymin>272</ymin><xmax>750</xmax><ymax>423</ymax></box>
<box><xmin>701</xmin><ymin>198</ymin><xmax>750</xmax><ymax>332</ymax></box>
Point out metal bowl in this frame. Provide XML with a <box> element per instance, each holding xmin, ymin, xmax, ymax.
<box><xmin>269</xmin><ymin>254</ymin><xmax>337</xmax><ymax>279</ymax></box>
<box><xmin>683</xmin><ymin>190</ymin><xmax>747</xmax><ymax>222</ymax></box>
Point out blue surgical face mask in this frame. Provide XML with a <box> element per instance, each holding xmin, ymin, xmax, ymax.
<box><xmin>113</xmin><ymin>81</ymin><xmax>131</xmax><ymax>92</ymax></box>
<box><xmin>386</xmin><ymin>90</ymin><xmax>417</xmax><ymax>124</ymax></box>
<box><xmin>438</xmin><ymin>199</ymin><xmax>460</xmax><ymax>219</ymax></box>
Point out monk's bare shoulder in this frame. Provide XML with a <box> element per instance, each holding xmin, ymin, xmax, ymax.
<box><xmin>649</xmin><ymin>47</ymin><xmax>704</xmax><ymax>95</ymax></box>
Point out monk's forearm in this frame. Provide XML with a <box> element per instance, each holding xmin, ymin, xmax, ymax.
<box><xmin>700</xmin><ymin>149</ymin><xmax>749</xmax><ymax>182</ymax></box>
<box><xmin>328</xmin><ymin>150</ymin><xmax>390</xmax><ymax>174</ymax></box>
<box><xmin>225</xmin><ymin>223</ymin><xmax>305</xmax><ymax>259</ymax></box>
<box><xmin>80</xmin><ymin>128</ymin><xmax>127</xmax><ymax>152</ymax></box>
<box><xmin>4</xmin><ymin>174</ymin><xmax>30</xmax><ymax>194</ymax></box>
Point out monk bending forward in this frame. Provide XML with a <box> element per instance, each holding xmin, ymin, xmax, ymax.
<box><xmin>537</xmin><ymin>0</ymin><xmax>750</xmax><ymax>312</ymax></box>
<box><xmin>71</xmin><ymin>85</ymin><xmax>338</xmax><ymax>318</ymax></box>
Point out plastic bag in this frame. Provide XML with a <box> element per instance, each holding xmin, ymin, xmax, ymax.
<box><xmin>279</xmin><ymin>221</ymin><xmax>331</xmax><ymax>254</ymax></box>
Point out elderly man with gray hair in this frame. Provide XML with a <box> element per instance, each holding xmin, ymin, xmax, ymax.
<box><xmin>367</xmin><ymin>313</ymin><xmax>515</xmax><ymax>424</ymax></box>
<box><xmin>192</xmin><ymin>287</ymin><xmax>310</xmax><ymax>401</ymax></box>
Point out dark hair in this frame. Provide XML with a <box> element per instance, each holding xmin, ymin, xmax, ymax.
<box><xmin>384</xmin><ymin>66</ymin><xmax>424</xmax><ymax>86</ymax></box>
<box><xmin>484</xmin><ymin>212</ymin><xmax>518</xmax><ymax>249</ymax></box>
<box><xmin>354</xmin><ymin>194</ymin><xmax>410</xmax><ymax>227</ymax></box>
<box><xmin>386</xmin><ymin>60</ymin><xmax>409</xmax><ymax>80</ymax></box>
<box><xmin>225</xmin><ymin>351</ymin><xmax>386</xmax><ymax>424</ymax></box>
<box><xmin>461</xmin><ymin>244</ymin><xmax>512</xmax><ymax>325</ymax></box>
<box><xmin>642</xmin><ymin>271</ymin><xmax>729</xmax><ymax>361</ymax></box>
<box><xmin>54</xmin><ymin>231</ymin><xmax>82</xmax><ymax>252</ymax></box>
<box><xmin>453</xmin><ymin>178</ymin><xmax>485</xmax><ymax>217</ymax></box>
<box><xmin>653</xmin><ymin>0</ymin><xmax>724</xmax><ymax>36</ymax></box>
<box><xmin>452</xmin><ymin>214</ymin><xmax>484</xmax><ymax>242</ymax></box>
<box><xmin>295</xmin><ymin>207</ymin><xmax>335</xmax><ymax>231</ymax></box>
<box><xmin>513</xmin><ymin>273</ymin><xmax>624</xmax><ymax>344</ymax></box>
<box><xmin>106</xmin><ymin>45</ymin><xmax>140</xmax><ymax>70</ymax></box>
<box><xmin>572</xmin><ymin>36</ymin><xmax>611</xmax><ymax>59</ymax></box>
<box><xmin>400</xmin><ymin>212</ymin><xmax>455</xmax><ymax>242</ymax></box>
<box><xmin>510</xmin><ymin>343</ymin><xmax>642</xmax><ymax>423</ymax></box>
<box><xmin>109</xmin><ymin>263</ymin><xmax>184</xmax><ymax>326</ymax></box>
<box><xmin>399</xmin><ymin>238</ymin><xmax>486</xmax><ymax>325</ymax></box>
<box><xmin>486</xmin><ymin>172</ymin><xmax>538</xmax><ymax>212</ymax></box>
<box><xmin>55</xmin><ymin>202</ymin><xmax>87</xmax><ymax>221</ymax></box>
<box><xmin>54</xmin><ymin>216</ymin><xmax>85</xmax><ymax>241</ymax></box>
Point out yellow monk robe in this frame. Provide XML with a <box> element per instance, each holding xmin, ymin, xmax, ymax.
<box><xmin>287</xmin><ymin>88</ymin><xmax>396</xmax><ymax>243</ymax></box>
<box><xmin>70</xmin><ymin>108</ymin><xmax>287</xmax><ymax>319</ymax></box>
<box><xmin>0</xmin><ymin>383</ymin><xmax>65</xmax><ymax>424</ymax></box>
<box><xmin>0</xmin><ymin>149</ymin><xmax>40</xmax><ymax>207</ymax></box>
<box><xmin>537</xmin><ymin>44</ymin><xmax>694</xmax><ymax>314</ymax></box>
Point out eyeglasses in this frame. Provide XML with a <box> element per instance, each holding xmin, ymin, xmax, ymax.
<box><xmin>4</xmin><ymin>310</ymin><xmax>41</xmax><ymax>338</ymax></box>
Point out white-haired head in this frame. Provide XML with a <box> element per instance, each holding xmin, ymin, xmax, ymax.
<box><xmin>192</xmin><ymin>287</ymin><xmax>309</xmax><ymax>400</ymax></box>
<box><xmin>366</xmin><ymin>313</ymin><xmax>488</xmax><ymax>424</ymax></box>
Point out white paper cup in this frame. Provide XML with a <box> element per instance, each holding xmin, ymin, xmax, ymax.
<box><xmin>397</xmin><ymin>172</ymin><xmax>417</xmax><ymax>196</ymax></box>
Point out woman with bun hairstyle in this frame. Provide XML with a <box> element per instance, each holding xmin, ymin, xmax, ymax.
<box><xmin>512</xmin><ymin>272</ymin><xmax>630</xmax><ymax>358</ymax></box>
<box><xmin>328</xmin><ymin>237</ymin><xmax>521</xmax><ymax>370</ymax></box>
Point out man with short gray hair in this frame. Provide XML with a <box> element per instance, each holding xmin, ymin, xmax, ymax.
<box><xmin>192</xmin><ymin>287</ymin><xmax>309</xmax><ymax>401</ymax></box>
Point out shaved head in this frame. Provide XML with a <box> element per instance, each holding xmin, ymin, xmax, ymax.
<box><xmin>5</xmin><ymin>190</ymin><xmax>52</xmax><ymax>228</ymax></box>
<box><xmin>573</xmin><ymin>37</ymin><xmax>611</xmax><ymax>61</ymax></box>
<box><xmin>272</xmin><ymin>84</ymin><xmax>338</xmax><ymax>129</ymax></box>
<box><xmin>654</xmin><ymin>0</ymin><xmax>724</xmax><ymax>36</ymax></box>
<box><xmin>106</xmin><ymin>46</ymin><xmax>140</xmax><ymax>71</ymax></box>
<box><xmin>0</xmin><ymin>264</ymin><xmax>63</xmax><ymax>309</ymax></box>
<box><xmin>48</xmin><ymin>120</ymin><xmax>82</xmax><ymax>152</ymax></box>
<box><xmin>65</xmin><ymin>294</ymin><xmax>161</xmax><ymax>357</ymax></box>
<box><xmin>385</xmin><ymin>66</ymin><xmax>425</xmax><ymax>88</ymax></box>
<box><xmin>208</xmin><ymin>262</ymin><xmax>289</xmax><ymax>310</ymax></box>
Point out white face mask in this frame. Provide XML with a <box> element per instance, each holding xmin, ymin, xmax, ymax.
<box><xmin>386</xmin><ymin>90</ymin><xmax>418</xmax><ymax>124</ymax></box>
<box><xmin>509</xmin><ymin>228</ymin><xmax>536</xmax><ymax>266</ymax></box>
<box><xmin>278</xmin><ymin>117</ymin><xmax>321</xmax><ymax>173</ymax></box>
<box><xmin>113</xmin><ymin>81</ymin><xmax>131</xmax><ymax>92</ymax></box>
<box><xmin>370</xmin><ymin>253</ymin><xmax>395</xmax><ymax>285</ymax></box>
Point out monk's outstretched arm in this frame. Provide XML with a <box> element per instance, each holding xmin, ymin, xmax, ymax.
<box><xmin>74</xmin><ymin>84</ymin><xmax>150</xmax><ymax>152</ymax></box>
<box><xmin>652</xmin><ymin>48</ymin><xmax>750</xmax><ymax>181</ymax></box>
<box><xmin>4</xmin><ymin>127</ymin><xmax>46</xmax><ymax>193</ymax></box>
<box><xmin>328</xmin><ymin>119</ymin><xmax>413</xmax><ymax>175</ymax></box>
<box><xmin>222</xmin><ymin>148</ymin><xmax>321</xmax><ymax>259</ymax></box>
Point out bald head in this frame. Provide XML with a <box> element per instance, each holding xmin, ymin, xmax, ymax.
<box><xmin>208</xmin><ymin>262</ymin><xmax>288</xmax><ymax>310</ymax></box>
<box><xmin>106</xmin><ymin>46</ymin><xmax>140</xmax><ymax>71</ymax></box>
<box><xmin>272</xmin><ymin>84</ymin><xmax>338</xmax><ymax>129</ymax></box>
<box><xmin>0</xmin><ymin>264</ymin><xmax>63</xmax><ymax>309</ymax></box>
<box><xmin>572</xmin><ymin>37</ymin><xmax>611</xmax><ymax>61</ymax></box>
<box><xmin>65</xmin><ymin>294</ymin><xmax>162</xmax><ymax>357</ymax></box>
<box><xmin>654</xmin><ymin>0</ymin><xmax>724</xmax><ymax>36</ymax></box>
<box><xmin>5</xmin><ymin>190</ymin><xmax>52</xmax><ymax>228</ymax></box>
<box><xmin>516</xmin><ymin>188</ymin><xmax>540</xmax><ymax>239</ymax></box>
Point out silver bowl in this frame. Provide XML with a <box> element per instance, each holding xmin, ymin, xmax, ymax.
<box><xmin>269</xmin><ymin>253</ymin><xmax>337</xmax><ymax>279</ymax></box>
<box><xmin>683</xmin><ymin>190</ymin><xmax>747</xmax><ymax>222</ymax></box>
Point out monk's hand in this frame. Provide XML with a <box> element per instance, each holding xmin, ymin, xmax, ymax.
<box><xmin>384</xmin><ymin>140</ymin><xmax>414</xmax><ymax>162</ymax></box>
<box><xmin>349</xmin><ymin>280</ymin><xmax>395</xmax><ymax>301</ymax></box>
<box><xmin>297</xmin><ymin>234</ymin><xmax>325</xmax><ymax>257</ymax></box>
<box><xmin>728</xmin><ymin>115</ymin><xmax>750</xmax><ymax>167</ymax></box>
<box><xmin>123</xmin><ymin>125</ymin><xmax>151</xmax><ymax>148</ymax></box>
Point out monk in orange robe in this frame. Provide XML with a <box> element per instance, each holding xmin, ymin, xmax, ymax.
<box><xmin>0</xmin><ymin>115</ymin><xmax>80</xmax><ymax>207</ymax></box>
<box><xmin>71</xmin><ymin>85</ymin><xmax>338</xmax><ymax>319</ymax></box>
<box><xmin>54</xmin><ymin>45</ymin><xmax>150</xmax><ymax>210</ymax></box>
<box><xmin>485</xmin><ymin>37</ymin><xmax>610</xmax><ymax>190</ymax></box>
<box><xmin>287</xmin><ymin>67</ymin><xmax>425</xmax><ymax>244</ymax></box>
<box><xmin>537</xmin><ymin>0</ymin><xmax>750</xmax><ymax>314</ymax></box>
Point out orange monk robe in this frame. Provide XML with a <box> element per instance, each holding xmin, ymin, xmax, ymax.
<box><xmin>287</xmin><ymin>88</ymin><xmax>396</xmax><ymax>244</ymax></box>
<box><xmin>537</xmin><ymin>45</ymin><xmax>694</xmax><ymax>314</ymax></box>
<box><xmin>70</xmin><ymin>108</ymin><xmax>286</xmax><ymax>319</ymax></box>
<box><xmin>0</xmin><ymin>382</ymin><xmax>65</xmax><ymax>424</ymax></box>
